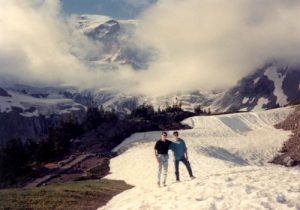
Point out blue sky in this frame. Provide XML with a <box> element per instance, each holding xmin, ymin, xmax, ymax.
<box><xmin>61</xmin><ymin>0</ymin><xmax>157</xmax><ymax>19</ymax></box>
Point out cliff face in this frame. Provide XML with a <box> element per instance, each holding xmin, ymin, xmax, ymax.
<box><xmin>0</xmin><ymin>87</ymin><xmax>86</xmax><ymax>144</ymax></box>
<box><xmin>0</xmin><ymin>108</ymin><xmax>86</xmax><ymax>144</ymax></box>
<box><xmin>0</xmin><ymin>108</ymin><xmax>55</xmax><ymax>144</ymax></box>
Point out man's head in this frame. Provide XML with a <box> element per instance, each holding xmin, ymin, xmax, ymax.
<box><xmin>173</xmin><ymin>131</ymin><xmax>179</xmax><ymax>139</ymax></box>
<box><xmin>161</xmin><ymin>131</ymin><xmax>168</xmax><ymax>141</ymax></box>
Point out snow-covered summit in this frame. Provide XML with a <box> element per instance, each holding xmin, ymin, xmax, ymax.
<box><xmin>72</xmin><ymin>15</ymin><xmax>112</xmax><ymax>32</ymax></box>
<box><xmin>69</xmin><ymin>14</ymin><xmax>154</xmax><ymax>70</ymax></box>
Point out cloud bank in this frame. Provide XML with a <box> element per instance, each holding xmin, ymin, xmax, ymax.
<box><xmin>0</xmin><ymin>0</ymin><xmax>136</xmax><ymax>91</ymax></box>
<box><xmin>136</xmin><ymin>0</ymin><xmax>300</xmax><ymax>94</ymax></box>
<box><xmin>0</xmin><ymin>0</ymin><xmax>300</xmax><ymax>96</ymax></box>
<box><xmin>0</xmin><ymin>0</ymin><xmax>85</xmax><ymax>85</ymax></box>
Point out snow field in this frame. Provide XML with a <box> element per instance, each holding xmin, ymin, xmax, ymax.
<box><xmin>99</xmin><ymin>107</ymin><xmax>300</xmax><ymax>210</ymax></box>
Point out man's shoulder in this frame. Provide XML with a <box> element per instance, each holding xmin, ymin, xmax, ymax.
<box><xmin>154</xmin><ymin>140</ymin><xmax>160</xmax><ymax>146</ymax></box>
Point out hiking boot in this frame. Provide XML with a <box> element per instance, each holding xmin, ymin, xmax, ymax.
<box><xmin>162</xmin><ymin>182</ymin><xmax>167</xmax><ymax>187</ymax></box>
<box><xmin>190</xmin><ymin>176</ymin><xmax>196</xmax><ymax>180</ymax></box>
<box><xmin>157</xmin><ymin>182</ymin><xmax>161</xmax><ymax>187</ymax></box>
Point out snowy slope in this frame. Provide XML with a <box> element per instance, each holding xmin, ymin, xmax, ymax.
<box><xmin>264</xmin><ymin>66</ymin><xmax>288</xmax><ymax>106</ymax></box>
<box><xmin>212</xmin><ymin>63</ymin><xmax>300</xmax><ymax>113</ymax></box>
<box><xmin>98</xmin><ymin>107</ymin><xmax>300</xmax><ymax>210</ymax></box>
<box><xmin>0</xmin><ymin>88</ymin><xmax>85</xmax><ymax>117</ymax></box>
<box><xmin>66</xmin><ymin>88</ymin><xmax>220</xmax><ymax>114</ymax></box>
<box><xmin>4</xmin><ymin>84</ymin><xmax>219</xmax><ymax>115</ymax></box>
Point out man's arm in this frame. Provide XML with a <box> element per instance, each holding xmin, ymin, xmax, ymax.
<box><xmin>154</xmin><ymin>142</ymin><xmax>159</xmax><ymax>163</ymax></box>
<box><xmin>183</xmin><ymin>140</ymin><xmax>189</xmax><ymax>160</ymax></box>
<box><xmin>169</xmin><ymin>141</ymin><xmax>174</xmax><ymax>151</ymax></box>
<box><xmin>185</xmin><ymin>148</ymin><xmax>189</xmax><ymax>161</ymax></box>
<box><xmin>155</xmin><ymin>149</ymin><xmax>160</xmax><ymax>163</ymax></box>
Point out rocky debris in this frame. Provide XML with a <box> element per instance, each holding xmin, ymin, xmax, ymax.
<box><xmin>24</xmin><ymin>153</ymin><xmax>96</xmax><ymax>188</ymax></box>
<box><xmin>58</xmin><ymin>155</ymin><xmax>76</xmax><ymax>167</ymax></box>
<box><xmin>283</xmin><ymin>156</ymin><xmax>295</xmax><ymax>167</ymax></box>
<box><xmin>0</xmin><ymin>87</ymin><xmax>11</xmax><ymax>97</ymax></box>
<box><xmin>271</xmin><ymin>104</ymin><xmax>300</xmax><ymax>167</ymax></box>
<box><xmin>86</xmin><ymin>158</ymin><xmax>110</xmax><ymax>178</ymax></box>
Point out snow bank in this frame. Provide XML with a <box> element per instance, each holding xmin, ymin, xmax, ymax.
<box><xmin>264</xmin><ymin>67</ymin><xmax>288</xmax><ymax>106</ymax></box>
<box><xmin>99</xmin><ymin>107</ymin><xmax>300</xmax><ymax>210</ymax></box>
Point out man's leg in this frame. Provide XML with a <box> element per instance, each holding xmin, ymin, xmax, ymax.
<box><xmin>157</xmin><ymin>158</ymin><xmax>162</xmax><ymax>186</ymax></box>
<box><xmin>182</xmin><ymin>158</ymin><xmax>194</xmax><ymax>177</ymax></box>
<box><xmin>174</xmin><ymin>160</ymin><xmax>180</xmax><ymax>181</ymax></box>
<box><xmin>162</xmin><ymin>157</ymin><xmax>168</xmax><ymax>185</ymax></box>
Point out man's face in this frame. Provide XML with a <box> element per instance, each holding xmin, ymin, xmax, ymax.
<box><xmin>173</xmin><ymin>133</ymin><xmax>179</xmax><ymax>139</ymax></box>
<box><xmin>161</xmin><ymin>133</ymin><xmax>167</xmax><ymax>141</ymax></box>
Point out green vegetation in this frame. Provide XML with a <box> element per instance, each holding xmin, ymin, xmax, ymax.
<box><xmin>0</xmin><ymin>138</ymin><xmax>32</xmax><ymax>188</ymax></box>
<box><xmin>0</xmin><ymin>179</ymin><xmax>132</xmax><ymax>210</ymax></box>
<box><xmin>36</xmin><ymin>118</ymin><xmax>84</xmax><ymax>162</ymax></box>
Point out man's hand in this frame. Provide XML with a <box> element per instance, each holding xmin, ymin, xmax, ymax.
<box><xmin>185</xmin><ymin>152</ymin><xmax>189</xmax><ymax>161</ymax></box>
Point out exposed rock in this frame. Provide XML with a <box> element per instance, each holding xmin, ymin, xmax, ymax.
<box><xmin>0</xmin><ymin>106</ymin><xmax>85</xmax><ymax>145</ymax></box>
<box><xmin>213</xmin><ymin>63</ymin><xmax>300</xmax><ymax>112</ymax></box>
<box><xmin>0</xmin><ymin>87</ymin><xmax>11</xmax><ymax>97</ymax></box>
<box><xmin>271</xmin><ymin>104</ymin><xmax>300</xmax><ymax>167</ymax></box>
<box><xmin>283</xmin><ymin>156</ymin><xmax>295</xmax><ymax>167</ymax></box>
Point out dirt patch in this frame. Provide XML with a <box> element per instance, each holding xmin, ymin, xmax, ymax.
<box><xmin>40</xmin><ymin>156</ymin><xmax>110</xmax><ymax>186</ymax></box>
<box><xmin>271</xmin><ymin>105</ymin><xmax>300</xmax><ymax>166</ymax></box>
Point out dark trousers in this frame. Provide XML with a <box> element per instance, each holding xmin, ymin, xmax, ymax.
<box><xmin>174</xmin><ymin>158</ymin><xmax>193</xmax><ymax>181</ymax></box>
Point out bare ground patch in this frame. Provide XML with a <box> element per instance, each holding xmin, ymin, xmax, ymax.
<box><xmin>271</xmin><ymin>105</ymin><xmax>300</xmax><ymax>166</ymax></box>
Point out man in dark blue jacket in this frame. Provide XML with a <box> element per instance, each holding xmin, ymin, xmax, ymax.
<box><xmin>169</xmin><ymin>131</ymin><xmax>195</xmax><ymax>181</ymax></box>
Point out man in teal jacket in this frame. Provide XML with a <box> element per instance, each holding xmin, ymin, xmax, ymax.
<box><xmin>169</xmin><ymin>131</ymin><xmax>195</xmax><ymax>181</ymax></box>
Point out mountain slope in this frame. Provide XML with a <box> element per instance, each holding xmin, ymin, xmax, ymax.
<box><xmin>0</xmin><ymin>86</ymin><xmax>86</xmax><ymax>143</ymax></box>
<box><xmin>212</xmin><ymin>64</ymin><xmax>300</xmax><ymax>112</ymax></box>
<box><xmin>98</xmin><ymin>106</ymin><xmax>300</xmax><ymax>210</ymax></box>
<box><xmin>69</xmin><ymin>14</ymin><xmax>156</xmax><ymax>70</ymax></box>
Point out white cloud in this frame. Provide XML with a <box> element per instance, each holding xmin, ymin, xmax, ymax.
<box><xmin>0</xmin><ymin>0</ymin><xmax>83</xmax><ymax>85</ymax></box>
<box><xmin>0</xmin><ymin>0</ymin><xmax>150</xmax><ymax>93</ymax></box>
<box><xmin>134</xmin><ymin>0</ymin><xmax>300</xmax><ymax>94</ymax></box>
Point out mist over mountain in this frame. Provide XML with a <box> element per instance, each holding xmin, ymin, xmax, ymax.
<box><xmin>1</xmin><ymin>0</ymin><xmax>300</xmax><ymax>97</ymax></box>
